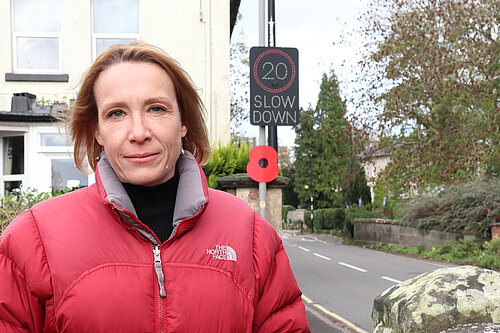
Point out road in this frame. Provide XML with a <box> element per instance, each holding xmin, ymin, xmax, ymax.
<box><xmin>282</xmin><ymin>231</ymin><xmax>456</xmax><ymax>332</ymax></box>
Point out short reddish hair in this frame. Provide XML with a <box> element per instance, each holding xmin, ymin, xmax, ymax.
<box><xmin>69</xmin><ymin>42</ymin><xmax>210</xmax><ymax>172</ymax></box>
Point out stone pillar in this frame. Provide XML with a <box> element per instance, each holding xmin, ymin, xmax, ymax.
<box><xmin>490</xmin><ymin>223</ymin><xmax>500</xmax><ymax>240</ymax></box>
<box><xmin>218</xmin><ymin>174</ymin><xmax>289</xmax><ymax>235</ymax></box>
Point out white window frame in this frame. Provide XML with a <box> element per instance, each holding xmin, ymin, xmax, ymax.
<box><xmin>91</xmin><ymin>0</ymin><xmax>140</xmax><ymax>60</ymax></box>
<box><xmin>0</xmin><ymin>133</ymin><xmax>26</xmax><ymax>197</ymax></box>
<box><xmin>37</xmin><ymin>131</ymin><xmax>73</xmax><ymax>153</ymax></box>
<box><xmin>11</xmin><ymin>1</ymin><xmax>62</xmax><ymax>73</ymax></box>
<box><xmin>92</xmin><ymin>33</ymin><xmax>139</xmax><ymax>60</ymax></box>
<box><xmin>30</xmin><ymin>126</ymin><xmax>94</xmax><ymax>192</ymax></box>
<box><xmin>44</xmin><ymin>154</ymin><xmax>91</xmax><ymax>192</ymax></box>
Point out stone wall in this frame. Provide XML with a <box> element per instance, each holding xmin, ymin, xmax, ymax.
<box><xmin>218</xmin><ymin>174</ymin><xmax>288</xmax><ymax>235</ymax></box>
<box><xmin>354</xmin><ymin>218</ymin><xmax>459</xmax><ymax>250</ymax></box>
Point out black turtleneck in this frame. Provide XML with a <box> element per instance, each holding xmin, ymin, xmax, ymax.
<box><xmin>122</xmin><ymin>172</ymin><xmax>179</xmax><ymax>243</ymax></box>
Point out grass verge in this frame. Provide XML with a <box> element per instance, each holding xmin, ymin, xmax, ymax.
<box><xmin>344</xmin><ymin>238</ymin><xmax>500</xmax><ymax>271</ymax></box>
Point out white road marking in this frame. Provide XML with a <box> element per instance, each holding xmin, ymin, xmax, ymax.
<box><xmin>381</xmin><ymin>286</ymin><xmax>394</xmax><ymax>297</ymax></box>
<box><xmin>382</xmin><ymin>276</ymin><xmax>402</xmax><ymax>284</ymax></box>
<box><xmin>338</xmin><ymin>262</ymin><xmax>367</xmax><ymax>272</ymax></box>
<box><xmin>298</xmin><ymin>246</ymin><xmax>310</xmax><ymax>252</ymax></box>
<box><xmin>303</xmin><ymin>294</ymin><xmax>368</xmax><ymax>333</ymax></box>
<box><xmin>301</xmin><ymin>295</ymin><xmax>313</xmax><ymax>304</ymax></box>
<box><xmin>313</xmin><ymin>253</ymin><xmax>331</xmax><ymax>261</ymax></box>
<box><xmin>300</xmin><ymin>237</ymin><xmax>317</xmax><ymax>243</ymax></box>
<box><xmin>313</xmin><ymin>304</ymin><xmax>368</xmax><ymax>333</ymax></box>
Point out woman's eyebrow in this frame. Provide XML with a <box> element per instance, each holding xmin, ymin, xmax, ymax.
<box><xmin>98</xmin><ymin>101</ymin><xmax>126</xmax><ymax>112</ymax></box>
<box><xmin>98</xmin><ymin>97</ymin><xmax>176</xmax><ymax>112</ymax></box>
<box><xmin>144</xmin><ymin>97</ymin><xmax>175</xmax><ymax>108</ymax></box>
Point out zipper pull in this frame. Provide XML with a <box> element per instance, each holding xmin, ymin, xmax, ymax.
<box><xmin>153</xmin><ymin>245</ymin><xmax>166</xmax><ymax>297</ymax></box>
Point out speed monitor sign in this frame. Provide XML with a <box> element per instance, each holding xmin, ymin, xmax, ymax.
<box><xmin>250</xmin><ymin>47</ymin><xmax>299</xmax><ymax>126</ymax></box>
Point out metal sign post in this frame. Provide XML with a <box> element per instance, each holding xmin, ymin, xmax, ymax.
<box><xmin>267</xmin><ymin>0</ymin><xmax>277</xmax><ymax>152</ymax></box>
<box><xmin>258</xmin><ymin>0</ymin><xmax>266</xmax><ymax>218</ymax></box>
<box><xmin>252</xmin><ymin>0</ymin><xmax>299</xmax><ymax>219</ymax></box>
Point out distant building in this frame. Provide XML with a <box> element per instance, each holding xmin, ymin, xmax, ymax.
<box><xmin>0</xmin><ymin>0</ymin><xmax>230</xmax><ymax>196</ymax></box>
<box><xmin>357</xmin><ymin>138</ymin><xmax>393</xmax><ymax>202</ymax></box>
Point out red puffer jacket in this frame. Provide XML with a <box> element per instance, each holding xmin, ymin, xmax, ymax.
<box><xmin>0</xmin><ymin>152</ymin><xmax>310</xmax><ymax>332</ymax></box>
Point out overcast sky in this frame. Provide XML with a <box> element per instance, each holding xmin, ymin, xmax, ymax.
<box><xmin>232</xmin><ymin>0</ymin><xmax>370</xmax><ymax>147</ymax></box>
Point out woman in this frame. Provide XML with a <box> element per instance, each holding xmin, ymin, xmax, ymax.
<box><xmin>0</xmin><ymin>42</ymin><xmax>310</xmax><ymax>332</ymax></box>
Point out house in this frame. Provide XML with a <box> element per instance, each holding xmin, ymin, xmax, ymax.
<box><xmin>357</xmin><ymin>139</ymin><xmax>393</xmax><ymax>203</ymax></box>
<box><xmin>0</xmin><ymin>0</ymin><xmax>230</xmax><ymax>196</ymax></box>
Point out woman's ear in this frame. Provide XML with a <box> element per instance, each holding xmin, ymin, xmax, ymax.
<box><xmin>181</xmin><ymin>124</ymin><xmax>187</xmax><ymax>138</ymax></box>
<box><xmin>94</xmin><ymin>127</ymin><xmax>104</xmax><ymax>146</ymax></box>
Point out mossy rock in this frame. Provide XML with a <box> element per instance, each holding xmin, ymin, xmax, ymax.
<box><xmin>372</xmin><ymin>266</ymin><xmax>500</xmax><ymax>333</ymax></box>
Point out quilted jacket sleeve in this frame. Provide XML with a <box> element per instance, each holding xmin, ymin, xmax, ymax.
<box><xmin>252</xmin><ymin>213</ymin><xmax>310</xmax><ymax>332</ymax></box>
<box><xmin>0</xmin><ymin>210</ymin><xmax>51</xmax><ymax>332</ymax></box>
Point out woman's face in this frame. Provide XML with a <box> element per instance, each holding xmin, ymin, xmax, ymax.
<box><xmin>94</xmin><ymin>61</ymin><xmax>187</xmax><ymax>187</ymax></box>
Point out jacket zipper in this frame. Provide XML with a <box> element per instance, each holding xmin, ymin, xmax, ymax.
<box><xmin>114</xmin><ymin>205</ymin><xmax>208</xmax><ymax>332</ymax></box>
<box><xmin>113</xmin><ymin>207</ymin><xmax>166</xmax><ymax>298</ymax></box>
<box><xmin>153</xmin><ymin>245</ymin><xmax>166</xmax><ymax>333</ymax></box>
<box><xmin>153</xmin><ymin>245</ymin><xmax>166</xmax><ymax>297</ymax></box>
<box><xmin>113</xmin><ymin>205</ymin><xmax>171</xmax><ymax>333</ymax></box>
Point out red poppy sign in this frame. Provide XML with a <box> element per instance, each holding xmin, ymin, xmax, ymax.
<box><xmin>246</xmin><ymin>146</ymin><xmax>280</xmax><ymax>183</ymax></box>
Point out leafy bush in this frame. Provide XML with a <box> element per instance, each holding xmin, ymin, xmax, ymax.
<box><xmin>477</xmin><ymin>238</ymin><xmax>500</xmax><ymax>268</ymax></box>
<box><xmin>356</xmin><ymin>238</ymin><xmax>500</xmax><ymax>270</ymax></box>
<box><xmin>441</xmin><ymin>239</ymin><xmax>482</xmax><ymax>260</ymax></box>
<box><xmin>427</xmin><ymin>239</ymin><xmax>500</xmax><ymax>269</ymax></box>
<box><xmin>202</xmin><ymin>142</ymin><xmax>251</xmax><ymax>189</ymax></box>
<box><xmin>399</xmin><ymin>179</ymin><xmax>500</xmax><ymax>240</ymax></box>
<box><xmin>0</xmin><ymin>187</ymin><xmax>68</xmax><ymax>234</ymax></box>
<box><xmin>303</xmin><ymin>205</ymin><xmax>383</xmax><ymax>236</ymax></box>
<box><xmin>344</xmin><ymin>205</ymin><xmax>384</xmax><ymax>237</ymax></box>
<box><xmin>0</xmin><ymin>197</ymin><xmax>28</xmax><ymax>234</ymax></box>
<box><xmin>304</xmin><ymin>208</ymin><xmax>345</xmax><ymax>230</ymax></box>
<box><xmin>282</xmin><ymin>205</ymin><xmax>296</xmax><ymax>221</ymax></box>
<box><xmin>483</xmin><ymin>237</ymin><xmax>500</xmax><ymax>256</ymax></box>
<box><xmin>373</xmin><ymin>182</ymin><xmax>402</xmax><ymax>218</ymax></box>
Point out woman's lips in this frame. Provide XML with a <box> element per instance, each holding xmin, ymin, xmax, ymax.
<box><xmin>125</xmin><ymin>153</ymin><xmax>159</xmax><ymax>163</ymax></box>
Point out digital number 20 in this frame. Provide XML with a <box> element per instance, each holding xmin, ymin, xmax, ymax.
<box><xmin>262</xmin><ymin>62</ymin><xmax>288</xmax><ymax>80</ymax></box>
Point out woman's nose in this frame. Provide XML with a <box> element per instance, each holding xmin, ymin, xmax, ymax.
<box><xmin>128</xmin><ymin>114</ymin><xmax>151</xmax><ymax>143</ymax></box>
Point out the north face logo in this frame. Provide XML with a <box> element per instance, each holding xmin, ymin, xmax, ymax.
<box><xmin>207</xmin><ymin>245</ymin><xmax>237</xmax><ymax>261</ymax></box>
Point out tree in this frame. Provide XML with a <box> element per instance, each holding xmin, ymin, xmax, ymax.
<box><xmin>229</xmin><ymin>14</ymin><xmax>250</xmax><ymax>134</ymax></box>
<box><xmin>355</xmin><ymin>0</ymin><xmax>499</xmax><ymax>192</ymax></box>
<box><xmin>278</xmin><ymin>145</ymin><xmax>299</xmax><ymax>207</ymax></box>
<box><xmin>294</xmin><ymin>70</ymin><xmax>370</xmax><ymax>208</ymax></box>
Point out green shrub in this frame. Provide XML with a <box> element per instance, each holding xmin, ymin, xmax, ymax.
<box><xmin>357</xmin><ymin>239</ymin><xmax>500</xmax><ymax>270</ymax></box>
<box><xmin>0</xmin><ymin>187</ymin><xmax>67</xmax><ymax>234</ymax></box>
<box><xmin>282</xmin><ymin>205</ymin><xmax>296</xmax><ymax>221</ymax></box>
<box><xmin>399</xmin><ymin>178</ymin><xmax>500</xmax><ymax>240</ymax></box>
<box><xmin>304</xmin><ymin>208</ymin><xmax>345</xmax><ymax>230</ymax></box>
<box><xmin>344</xmin><ymin>205</ymin><xmax>384</xmax><ymax>237</ymax></box>
<box><xmin>303</xmin><ymin>205</ymin><xmax>384</xmax><ymax>236</ymax></box>
<box><xmin>202</xmin><ymin>141</ymin><xmax>251</xmax><ymax>189</ymax></box>
<box><xmin>435</xmin><ymin>243</ymin><xmax>453</xmax><ymax>255</ymax></box>
<box><xmin>448</xmin><ymin>239</ymin><xmax>482</xmax><ymax>259</ymax></box>
<box><xmin>373</xmin><ymin>182</ymin><xmax>401</xmax><ymax>218</ymax></box>
<box><xmin>483</xmin><ymin>238</ymin><xmax>500</xmax><ymax>256</ymax></box>
<box><xmin>0</xmin><ymin>197</ymin><xmax>27</xmax><ymax>234</ymax></box>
